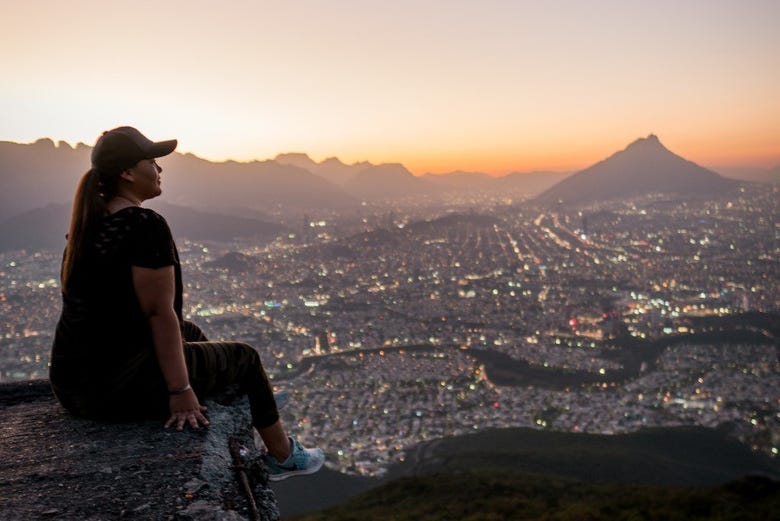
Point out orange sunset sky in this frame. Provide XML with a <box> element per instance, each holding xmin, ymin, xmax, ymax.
<box><xmin>1</xmin><ymin>0</ymin><xmax>778</xmax><ymax>175</ymax></box>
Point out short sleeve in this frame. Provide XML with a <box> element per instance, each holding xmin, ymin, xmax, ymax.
<box><xmin>128</xmin><ymin>209</ymin><xmax>177</xmax><ymax>269</ymax></box>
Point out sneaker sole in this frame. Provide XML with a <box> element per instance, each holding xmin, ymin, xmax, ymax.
<box><xmin>267</xmin><ymin>459</ymin><xmax>324</xmax><ymax>481</ymax></box>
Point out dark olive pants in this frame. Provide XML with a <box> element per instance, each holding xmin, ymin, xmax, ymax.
<box><xmin>55</xmin><ymin>321</ymin><xmax>280</xmax><ymax>430</ymax></box>
<box><xmin>179</xmin><ymin>321</ymin><xmax>279</xmax><ymax>429</ymax></box>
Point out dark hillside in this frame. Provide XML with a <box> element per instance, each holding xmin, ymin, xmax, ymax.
<box><xmin>274</xmin><ymin>425</ymin><xmax>780</xmax><ymax>517</ymax></box>
<box><xmin>387</xmin><ymin>426</ymin><xmax>779</xmax><ymax>486</ymax></box>
<box><xmin>291</xmin><ymin>471</ymin><xmax>780</xmax><ymax>521</ymax></box>
<box><xmin>0</xmin><ymin>201</ymin><xmax>286</xmax><ymax>252</ymax></box>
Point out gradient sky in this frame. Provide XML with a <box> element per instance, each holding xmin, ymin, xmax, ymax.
<box><xmin>1</xmin><ymin>0</ymin><xmax>778</xmax><ymax>174</ymax></box>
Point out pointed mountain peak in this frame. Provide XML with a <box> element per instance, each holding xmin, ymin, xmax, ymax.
<box><xmin>534</xmin><ymin>135</ymin><xmax>736</xmax><ymax>206</ymax></box>
<box><xmin>611</xmin><ymin>135</ymin><xmax>680</xmax><ymax>164</ymax></box>
<box><xmin>625</xmin><ymin>134</ymin><xmax>666</xmax><ymax>151</ymax></box>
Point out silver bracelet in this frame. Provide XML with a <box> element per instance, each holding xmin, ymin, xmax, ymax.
<box><xmin>169</xmin><ymin>383</ymin><xmax>192</xmax><ymax>395</ymax></box>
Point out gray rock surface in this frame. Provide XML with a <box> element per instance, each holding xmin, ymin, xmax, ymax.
<box><xmin>0</xmin><ymin>380</ymin><xmax>280</xmax><ymax>520</ymax></box>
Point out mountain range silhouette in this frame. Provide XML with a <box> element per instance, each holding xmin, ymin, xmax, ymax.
<box><xmin>0</xmin><ymin>134</ymin><xmax>762</xmax><ymax>251</ymax></box>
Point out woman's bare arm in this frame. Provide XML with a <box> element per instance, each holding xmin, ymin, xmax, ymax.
<box><xmin>132</xmin><ymin>265</ymin><xmax>208</xmax><ymax>430</ymax></box>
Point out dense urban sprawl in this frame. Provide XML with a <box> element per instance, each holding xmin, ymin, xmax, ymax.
<box><xmin>1</xmin><ymin>185</ymin><xmax>778</xmax><ymax>475</ymax></box>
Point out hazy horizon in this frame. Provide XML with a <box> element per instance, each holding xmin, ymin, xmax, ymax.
<box><xmin>4</xmin><ymin>133</ymin><xmax>778</xmax><ymax>178</ymax></box>
<box><xmin>1</xmin><ymin>0</ymin><xmax>778</xmax><ymax>174</ymax></box>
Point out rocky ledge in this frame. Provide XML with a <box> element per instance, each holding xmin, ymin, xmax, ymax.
<box><xmin>0</xmin><ymin>380</ymin><xmax>279</xmax><ymax>520</ymax></box>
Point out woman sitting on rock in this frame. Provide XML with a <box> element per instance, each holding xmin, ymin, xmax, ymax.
<box><xmin>50</xmin><ymin>126</ymin><xmax>323</xmax><ymax>481</ymax></box>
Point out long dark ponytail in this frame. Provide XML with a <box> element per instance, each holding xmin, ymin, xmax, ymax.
<box><xmin>61</xmin><ymin>168</ymin><xmax>119</xmax><ymax>294</ymax></box>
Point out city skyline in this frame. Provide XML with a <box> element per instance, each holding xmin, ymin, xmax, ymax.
<box><xmin>1</xmin><ymin>0</ymin><xmax>779</xmax><ymax>174</ymax></box>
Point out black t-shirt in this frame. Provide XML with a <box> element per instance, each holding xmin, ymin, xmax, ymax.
<box><xmin>51</xmin><ymin>207</ymin><xmax>183</xmax><ymax>399</ymax></box>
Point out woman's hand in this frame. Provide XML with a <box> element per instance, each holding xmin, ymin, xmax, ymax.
<box><xmin>165</xmin><ymin>389</ymin><xmax>209</xmax><ymax>431</ymax></box>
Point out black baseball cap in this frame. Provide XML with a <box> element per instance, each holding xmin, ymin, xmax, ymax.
<box><xmin>91</xmin><ymin>126</ymin><xmax>177</xmax><ymax>172</ymax></box>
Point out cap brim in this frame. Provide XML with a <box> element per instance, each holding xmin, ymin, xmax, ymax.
<box><xmin>149</xmin><ymin>139</ymin><xmax>177</xmax><ymax>158</ymax></box>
